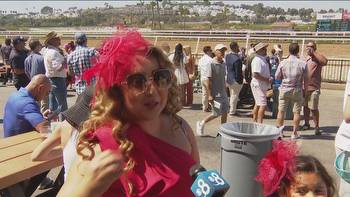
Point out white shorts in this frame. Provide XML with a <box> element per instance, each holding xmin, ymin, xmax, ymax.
<box><xmin>251</xmin><ymin>84</ymin><xmax>267</xmax><ymax>106</ymax></box>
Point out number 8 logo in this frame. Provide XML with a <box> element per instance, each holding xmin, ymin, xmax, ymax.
<box><xmin>198</xmin><ymin>179</ymin><xmax>210</xmax><ymax>196</ymax></box>
<box><xmin>211</xmin><ymin>172</ymin><xmax>225</xmax><ymax>185</ymax></box>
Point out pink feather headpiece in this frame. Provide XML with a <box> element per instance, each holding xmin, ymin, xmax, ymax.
<box><xmin>83</xmin><ymin>28</ymin><xmax>150</xmax><ymax>90</ymax></box>
<box><xmin>255</xmin><ymin>140</ymin><xmax>298</xmax><ymax>196</ymax></box>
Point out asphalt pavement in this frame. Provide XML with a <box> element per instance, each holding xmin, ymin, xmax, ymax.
<box><xmin>0</xmin><ymin>85</ymin><xmax>344</xmax><ymax>187</ymax></box>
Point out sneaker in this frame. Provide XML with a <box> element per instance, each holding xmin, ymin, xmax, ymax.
<box><xmin>291</xmin><ymin>132</ymin><xmax>300</xmax><ymax>140</ymax></box>
<box><xmin>277</xmin><ymin>126</ymin><xmax>284</xmax><ymax>140</ymax></box>
<box><xmin>229</xmin><ymin>112</ymin><xmax>237</xmax><ymax>117</ymax></box>
<box><xmin>315</xmin><ymin>127</ymin><xmax>322</xmax><ymax>135</ymax></box>
<box><xmin>301</xmin><ymin>124</ymin><xmax>311</xmax><ymax>131</ymax></box>
<box><xmin>196</xmin><ymin>121</ymin><xmax>204</xmax><ymax>136</ymax></box>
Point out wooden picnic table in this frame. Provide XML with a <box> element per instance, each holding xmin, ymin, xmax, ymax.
<box><xmin>0</xmin><ymin>131</ymin><xmax>63</xmax><ymax>195</ymax></box>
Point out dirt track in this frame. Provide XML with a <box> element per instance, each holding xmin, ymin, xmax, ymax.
<box><xmin>82</xmin><ymin>37</ymin><xmax>350</xmax><ymax>59</ymax></box>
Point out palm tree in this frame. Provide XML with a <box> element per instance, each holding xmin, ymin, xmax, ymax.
<box><xmin>149</xmin><ymin>1</ymin><xmax>156</xmax><ymax>29</ymax></box>
<box><xmin>146</xmin><ymin>0</ymin><xmax>156</xmax><ymax>29</ymax></box>
<box><xmin>156</xmin><ymin>0</ymin><xmax>162</xmax><ymax>29</ymax></box>
<box><xmin>179</xmin><ymin>5</ymin><xmax>189</xmax><ymax>30</ymax></box>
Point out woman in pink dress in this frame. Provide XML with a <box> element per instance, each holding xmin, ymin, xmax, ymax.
<box><xmin>57</xmin><ymin>29</ymin><xmax>200</xmax><ymax>197</ymax></box>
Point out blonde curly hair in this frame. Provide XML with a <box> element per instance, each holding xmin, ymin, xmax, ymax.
<box><xmin>76</xmin><ymin>46</ymin><xmax>182</xmax><ymax>194</ymax></box>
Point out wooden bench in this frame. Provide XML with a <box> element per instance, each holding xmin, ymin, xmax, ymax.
<box><xmin>0</xmin><ymin>131</ymin><xmax>63</xmax><ymax>196</ymax></box>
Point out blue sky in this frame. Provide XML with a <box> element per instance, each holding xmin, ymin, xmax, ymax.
<box><xmin>0</xmin><ymin>1</ymin><xmax>348</xmax><ymax>12</ymax></box>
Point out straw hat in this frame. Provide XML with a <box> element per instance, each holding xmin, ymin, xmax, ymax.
<box><xmin>254</xmin><ymin>42</ymin><xmax>269</xmax><ymax>52</ymax></box>
<box><xmin>44</xmin><ymin>31</ymin><xmax>62</xmax><ymax>45</ymax></box>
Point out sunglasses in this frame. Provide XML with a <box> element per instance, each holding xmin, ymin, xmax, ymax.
<box><xmin>122</xmin><ymin>69</ymin><xmax>172</xmax><ymax>92</ymax></box>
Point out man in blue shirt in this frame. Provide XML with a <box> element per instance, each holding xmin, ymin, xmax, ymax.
<box><xmin>3</xmin><ymin>74</ymin><xmax>52</xmax><ymax>137</ymax></box>
<box><xmin>9</xmin><ymin>36</ymin><xmax>30</xmax><ymax>90</ymax></box>
<box><xmin>24</xmin><ymin>39</ymin><xmax>46</xmax><ymax>79</ymax></box>
<box><xmin>225</xmin><ymin>41</ymin><xmax>243</xmax><ymax>116</ymax></box>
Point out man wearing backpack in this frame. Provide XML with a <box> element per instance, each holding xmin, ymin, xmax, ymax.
<box><xmin>225</xmin><ymin>41</ymin><xmax>243</xmax><ymax>116</ymax></box>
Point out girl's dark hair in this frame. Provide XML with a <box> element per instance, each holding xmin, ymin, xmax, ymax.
<box><xmin>173</xmin><ymin>43</ymin><xmax>183</xmax><ymax>67</ymax></box>
<box><xmin>295</xmin><ymin>155</ymin><xmax>336</xmax><ymax>197</ymax></box>
<box><xmin>270</xmin><ymin>155</ymin><xmax>336</xmax><ymax>197</ymax></box>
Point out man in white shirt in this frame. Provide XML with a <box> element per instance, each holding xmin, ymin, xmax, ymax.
<box><xmin>198</xmin><ymin>46</ymin><xmax>213</xmax><ymax>112</ymax></box>
<box><xmin>251</xmin><ymin>42</ymin><xmax>272</xmax><ymax>123</ymax></box>
<box><xmin>42</xmin><ymin>31</ymin><xmax>67</xmax><ymax>118</ymax></box>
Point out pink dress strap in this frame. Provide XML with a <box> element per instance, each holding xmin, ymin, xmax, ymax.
<box><xmin>94</xmin><ymin>124</ymin><xmax>196</xmax><ymax>197</ymax></box>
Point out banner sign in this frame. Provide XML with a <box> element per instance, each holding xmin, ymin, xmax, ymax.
<box><xmin>317</xmin><ymin>13</ymin><xmax>342</xmax><ymax>20</ymax></box>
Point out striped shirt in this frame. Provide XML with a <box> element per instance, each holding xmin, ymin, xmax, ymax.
<box><xmin>275</xmin><ymin>55</ymin><xmax>308</xmax><ymax>91</ymax></box>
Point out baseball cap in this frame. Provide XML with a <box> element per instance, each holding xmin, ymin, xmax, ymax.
<box><xmin>12</xmin><ymin>36</ymin><xmax>27</xmax><ymax>45</ymax></box>
<box><xmin>74</xmin><ymin>32</ymin><xmax>87</xmax><ymax>42</ymax></box>
<box><xmin>273</xmin><ymin>44</ymin><xmax>283</xmax><ymax>52</ymax></box>
<box><xmin>214</xmin><ymin>44</ymin><xmax>227</xmax><ymax>51</ymax></box>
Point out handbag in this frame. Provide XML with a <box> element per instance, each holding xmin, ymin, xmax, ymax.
<box><xmin>335</xmin><ymin>150</ymin><xmax>350</xmax><ymax>183</ymax></box>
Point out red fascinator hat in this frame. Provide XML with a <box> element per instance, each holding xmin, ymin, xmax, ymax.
<box><xmin>255</xmin><ymin>140</ymin><xmax>298</xmax><ymax>196</ymax></box>
<box><xmin>83</xmin><ymin>28</ymin><xmax>150</xmax><ymax>90</ymax></box>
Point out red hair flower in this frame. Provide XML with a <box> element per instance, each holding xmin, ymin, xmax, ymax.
<box><xmin>255</xmin><ymin>140</ymin><xmax>298</xmax><ymax>196</ymax></box>
<box><xmin>83</xmin><ymin>27</ymin><xmax>150</xmax><ymax>90</ymax></box>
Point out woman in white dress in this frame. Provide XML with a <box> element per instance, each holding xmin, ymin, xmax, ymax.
<box><xmin>168</xmin><ymin>43</ymin><xmax>189</xmax><ymax>106</ymax></box>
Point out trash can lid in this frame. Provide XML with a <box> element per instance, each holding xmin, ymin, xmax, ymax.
<box><xmin>219</xmin><ymin>122</ymin><xmax>281</xmax><ymax>141</ymax></box>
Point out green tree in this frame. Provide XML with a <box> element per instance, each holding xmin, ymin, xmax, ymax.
<box><xmin>203</xmin><ymin>0</ymin><xmax>210</xmax><ymax>6</ymax></box>
<box><xmin>319</xmin><ymin>9</ymin><xmax>327</xmax><ymax>14</ymax></box>
<box><xmin>41</xmin><ymin>6</ymin><xmax>53</xmax><ymax>15</ymax></box>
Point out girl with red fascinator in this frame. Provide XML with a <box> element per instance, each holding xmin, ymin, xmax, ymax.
<box><xmin>256</xmin><ymin>140</ymin><xmax>336</xmax><ymax>197</ymax></box>
<box><xmin>57</xmin><ymin>29</ymin><xmax>200</xmax><ymax>197</ymax></box>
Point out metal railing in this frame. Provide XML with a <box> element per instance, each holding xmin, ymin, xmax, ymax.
<box><xmin>322</xmin><ymin>58</ymin><xmax>350</xmax><ymax>83</ymax></box>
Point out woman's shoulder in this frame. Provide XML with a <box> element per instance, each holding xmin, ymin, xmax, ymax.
<box><xmin>163</xmin><ymin>114</ymin><xmax>192</xmax><ymax>136</ymax></box>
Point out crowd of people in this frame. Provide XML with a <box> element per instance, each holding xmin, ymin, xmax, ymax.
<box><xmin>1</xmin><ymin>28</ymin><xmax>349</xmax><ymax>197</ymax></box>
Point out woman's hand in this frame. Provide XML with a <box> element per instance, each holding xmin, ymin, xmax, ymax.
<box><xmin>58</xmin><ymin>149</ymin><xmax>125</xmax><ymax>197</ymax></box>
<box><xmin>80</xmin><ymin>150</ymin><xmax>125</xmax><ymax>195</ymax></box>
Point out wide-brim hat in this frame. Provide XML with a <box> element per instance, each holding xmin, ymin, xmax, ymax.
<box><xmin>44</xmin><ymin>31</ymin><xmax>62</xmax><ymax>45</ymax></box>
<box><xmin>254</xmin><ymin>42</ymin><xmax>269</xmax><ymax>52</ymax></box>
<box><xmin>61</xmin><ymin>84</ymin><xmax>95</xmax><ymax>129</ymax></box>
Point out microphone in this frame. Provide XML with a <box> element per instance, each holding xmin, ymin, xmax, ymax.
<box><xmin>190</xmin><ymin>164</ymin><xmax>230</xmax><ymax>197</ymax></box>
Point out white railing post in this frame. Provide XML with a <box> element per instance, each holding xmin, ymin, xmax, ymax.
<box><xmin>301</xmin><ymin>38</ymin><xmax>305</xmax><ymax>58</ymax></box>
<box><xmin>154</xmin><ymin>36</ymin><xmax>158</xmax><ymax>45</ymax></box>
<box><xmin>245</xmin><ymin>34</ymin><xmax>250</xmax><ymax>51</ymax></box>
<box><xmin>195</xmin><ymin>37</ymin><xmax>201</xmax><ymax>55</ymax></box>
